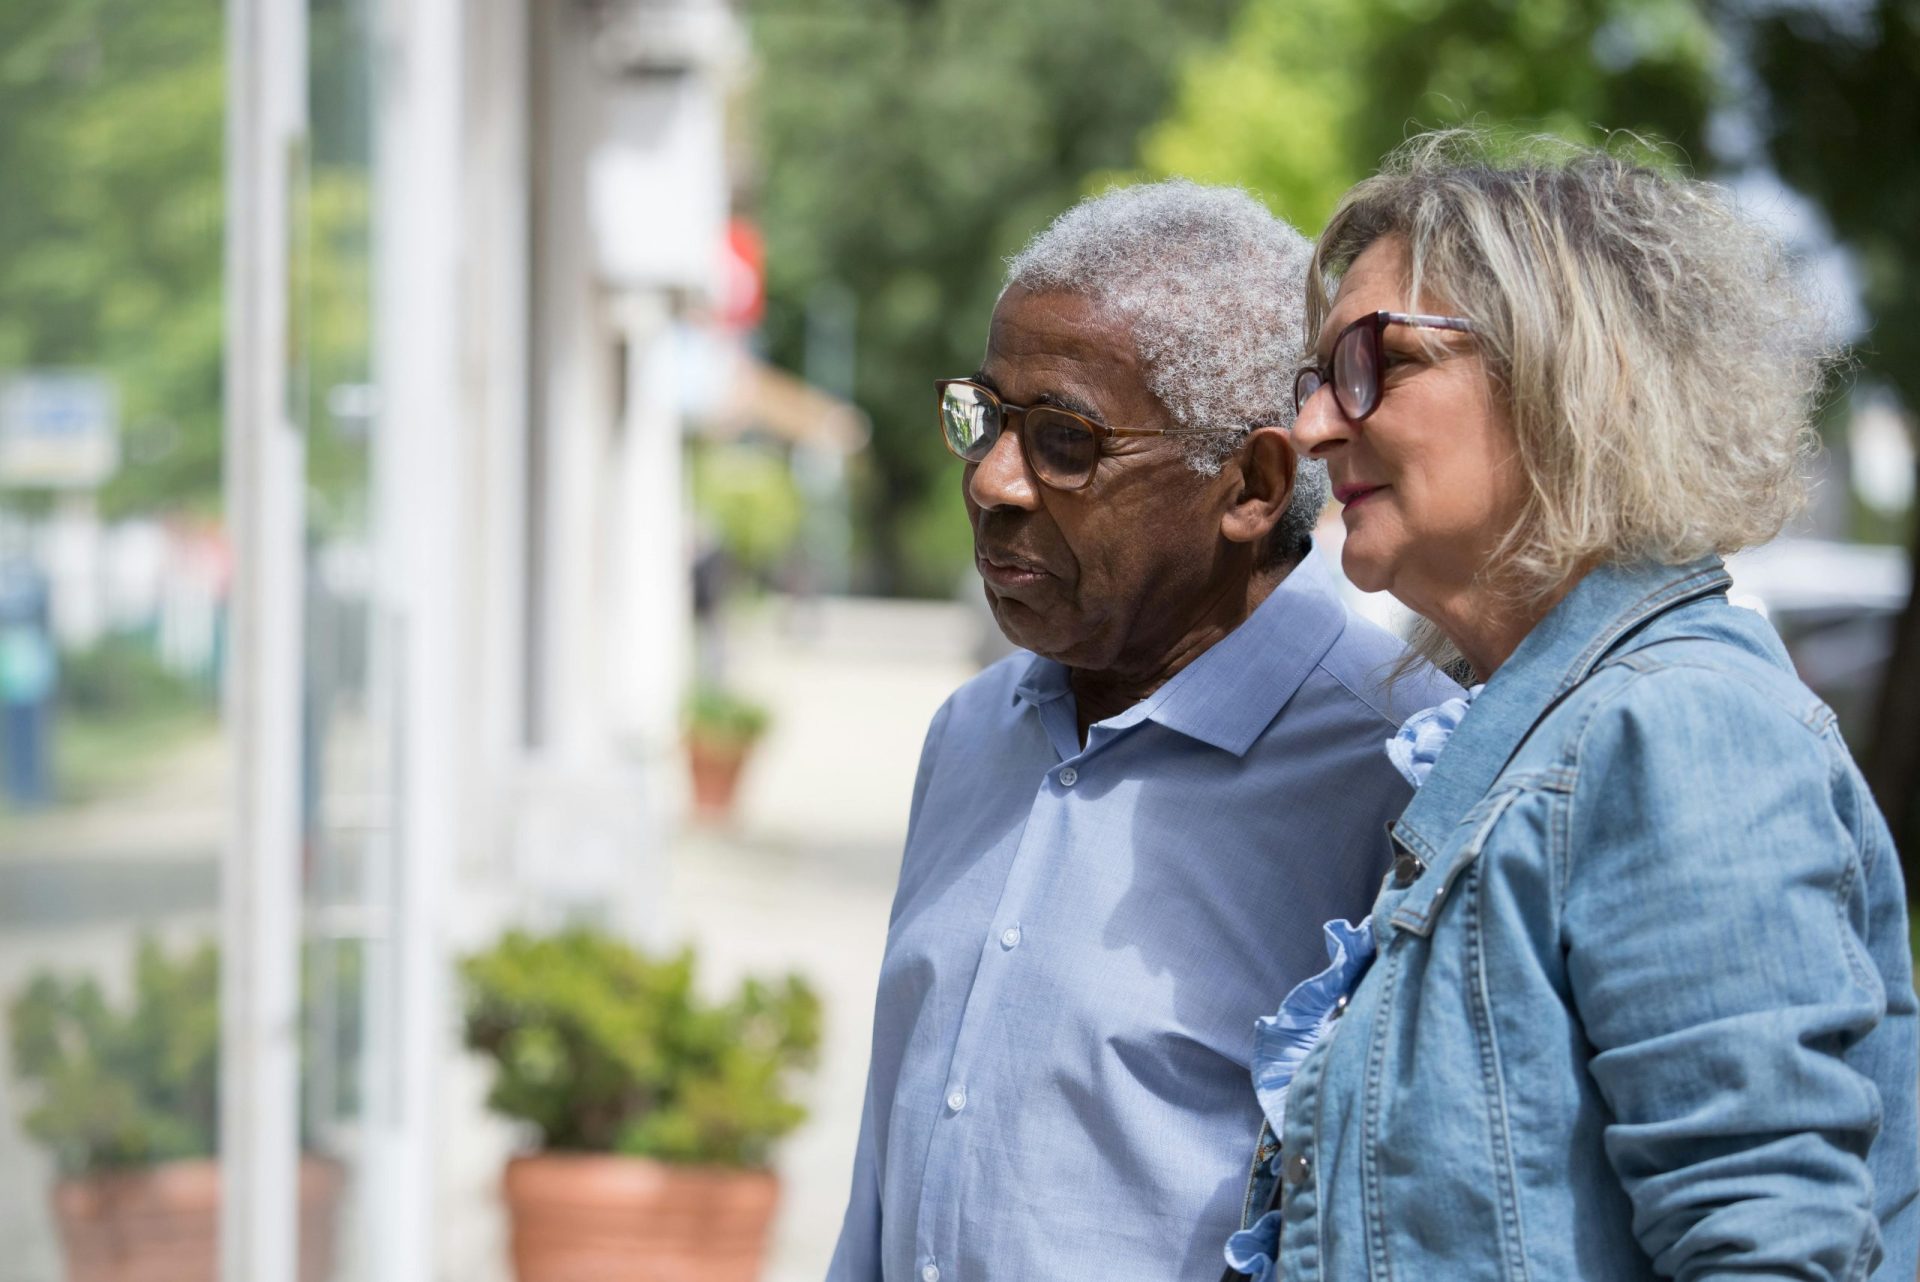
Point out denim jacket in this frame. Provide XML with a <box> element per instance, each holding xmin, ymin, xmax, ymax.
<box><xmin>1262</xmin><ymin>557</ymin><xmax>1920</xmax><ymax>1280</ymax></box>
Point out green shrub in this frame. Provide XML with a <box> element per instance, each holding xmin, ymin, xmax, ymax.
<box><xmin>8</xmin><ymin>937</ymin><xmax>220</xmax><ymax>1175</ymax></box>
<box><xmin>7</xmin><ymin>938</ymin><xmax>363</xmax><ymax>1176</ymax></box>
<box><xmin>690</xmin><ymin>444</ymin><xmax>806</xmax><ymax>580</ymax></box>
<box><xmin>460</xmin><ymin>928</ymin><xmax>820</xmax><ymax>1168</ymax></box>
<box><xmin>686</xmin><ymin>685</ymin><xmax>772</xmax><ymax>747</ymax></box>
<box><xmin>58</xmin><ymin>635</ymin><xmax>201</xmax><ymax>719</ymax></box>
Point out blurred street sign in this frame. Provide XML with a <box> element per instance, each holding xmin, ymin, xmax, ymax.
<box><xmin>0</xmin><ymin>370</ymin><xmax>120</xmax><ymax>489</ymax></box>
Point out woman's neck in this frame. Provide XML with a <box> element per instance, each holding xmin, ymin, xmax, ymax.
<box><xmin>1413</xmin><ymin>572</ymin><xmax>1581</xmax><ymax>684</ymax></box>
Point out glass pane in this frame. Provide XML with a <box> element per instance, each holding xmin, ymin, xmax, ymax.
<box><xmin>0</xmin><ymin>2</ymin><xmax>230</xmax><ymax>1278</ymax></box>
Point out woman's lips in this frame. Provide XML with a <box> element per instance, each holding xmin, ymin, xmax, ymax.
<box><xmin>1335</xmin><ymin>483</ymin><xmax>1387</xmax><ymax>509</ymax></box>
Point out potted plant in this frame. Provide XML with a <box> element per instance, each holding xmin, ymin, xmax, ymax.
<box><xmin>7</xmin><ymin>937</ymin><xmax>343</xmax><ymax>1282</ymax></box>
<box><xmin>461</xmin><ymin>927</ymin><xmax>821</xmax><ymax>1282</ymax></box>
<box><xmin>684</xmin><ymin>685</ymin><xmax>772</xmax><ymax>820</ymax></box>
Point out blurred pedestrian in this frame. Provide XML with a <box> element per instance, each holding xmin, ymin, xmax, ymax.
<box><xmin>1226</xmin><ymin>131</ymin><xmax>1920</xmax><ymax>1281</ymax></box>
<box><xmin>0</xmin><ymin>562</ymin><xmax>57</xmax><ymax>808</ymax></box>
<box><xmin>827</xmin><ymin>181</ymin><xmax>1459</xmax><ymax>1282</ymax></box>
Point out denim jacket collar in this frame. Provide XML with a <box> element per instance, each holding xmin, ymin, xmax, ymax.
<box><xmin>1390</xmin><ymin>556</ymin><xmax>1733</xmax><ymax>869</ymax></box>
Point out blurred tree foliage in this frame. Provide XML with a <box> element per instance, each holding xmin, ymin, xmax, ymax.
<box><xmin>0</xmin><ymin>0</ymin><xmax>373</xmax><ymax>525</ymax></box>
<box><xmin>1140</xmin><ymin>0</ymin><xmax>1720</xmax><ymax>233</ymax></box>
<box><xmin>0</xmin><ymin>0</ymin><xmax>225</xmax><ymax>517</ymax></box>
<box><xmin>745</xmin><ymin>0</ymin><xmax>1719</xmax><ymax>595</ymax></box>
<box><xmin>1734</xmin><ymin>0</ymin><xmax>1920</xmax><ymax>862</ymax></box>
<box><xmin>745</xmin><ymin>0</ymin><xmax>1239</xmax><ymax>596</ymax></box>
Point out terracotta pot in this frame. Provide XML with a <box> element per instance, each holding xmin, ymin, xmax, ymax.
<box><xmin>50</xmin><ymin>1156</ymin><xmax>344</xmax><ymax>1282</ymax></box>
<box><xmin>503</xmin><ymin>1153</ymin><xmax>780</xmax><ymax>1282</ymax></box>
<box><xmin>686</xmin><ymin>736</ymin><xmax>756</xmax><ymax>820</ymax></box>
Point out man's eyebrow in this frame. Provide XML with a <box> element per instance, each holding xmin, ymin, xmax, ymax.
<box><xmin>971</xmin><ymin>370</ymin><xmax>1103</xmax><ymax>422</ymax></box>
<box><xmin>1033</xmin><ymin>389</ymin><xmax>1102</xmax><ymax>420</ymax></box>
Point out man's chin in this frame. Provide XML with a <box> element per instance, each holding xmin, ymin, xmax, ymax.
<box><xmin>985</xmin><ymin>591</ymin><xmax>1065</xmax><ymax>657</ymax></box>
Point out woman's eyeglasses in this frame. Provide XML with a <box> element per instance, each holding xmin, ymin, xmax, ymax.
<box><xmin>1293</xmin><ymin>311</ymin><xmax>1476</xmax><ymax>423</ymax></box>
<box><xmin>937</xmin><ymin>379</ymin><xmax>1237</xmax><ymax>492</ymax></box>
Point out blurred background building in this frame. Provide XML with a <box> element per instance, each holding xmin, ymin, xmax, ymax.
<box><xmin>0</xmin><ymin>0</ymin><xmax>1913</xmax><ymax>1280</ymax></box>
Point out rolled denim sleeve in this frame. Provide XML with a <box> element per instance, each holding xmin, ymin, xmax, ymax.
<box><xmin>1563</xmin><ymin>667</ymin><xmax>1905</xmax><ymax>1280</ymax></box>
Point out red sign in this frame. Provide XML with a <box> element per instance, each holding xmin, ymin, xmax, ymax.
<box><xmin>720</xmin><ymin>218</ymin><xmax>765</xmax><ymax>331</ymax></box>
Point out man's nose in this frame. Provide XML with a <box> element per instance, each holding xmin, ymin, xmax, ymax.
<box><xmin>967</xmin><ymin>420</ymin><xmax>1041</xmax><ymax>510</ymax></box>
<box><xmin>1288</xmin><ymin>384</ymin><xmax>1350</xmax><ymax>458</ymax></box>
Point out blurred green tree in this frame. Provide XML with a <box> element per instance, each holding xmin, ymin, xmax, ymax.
<box><xmin>745</xmin><ymin>0</ymin><xmax>1237</xmax><ymax>596</ymax></box>
<box><xmin>0</xmin><ymin>0</ymin><xmax>371</xmax><ymax>524</ymax></box>
<box><xmin>1139</xmin><ymin>0</ymin><xmax>1720</xmax><ymax>232</ymax></box>
<box><xmin>1735</xmin><ymin>0</ymin><xmax>1920</xmax><ymax>864</ymax></box>
<box><xmin>0</xmin><ymin>0</ymin><xmax>225</xmax><ymax>517</ymax></box>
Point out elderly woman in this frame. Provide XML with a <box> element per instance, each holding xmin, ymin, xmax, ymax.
<box><xmin>1224</xmin><ymin>133</ymin><xmax>1920</xmax><ymax>1281</ymax></box>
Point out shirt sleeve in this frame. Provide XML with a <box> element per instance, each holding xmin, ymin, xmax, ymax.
<box><xmin>1563</xmin><ymin>665</ymin><xmax>1898</xmax><ymax>1280</ymax></box>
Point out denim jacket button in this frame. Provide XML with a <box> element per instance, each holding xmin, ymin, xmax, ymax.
<box><xmin>1283</xmin><ymin>1152</ymin><xmax>1312</xmax><ymax>1186</ymax></box>
<box><xmin>1391</xmin><ymin>850</ymin><xmax>1426</xmax><ymax>887</ymax></box>
<box><xmin>1332</xmin><ymin>992</ymin><xmax>1350</xmax><ymax>1018</ymax></box>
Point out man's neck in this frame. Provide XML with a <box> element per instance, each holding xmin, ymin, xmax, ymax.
<box><xmin>1067</xmin><ymin>558</ymin><xmax>1294</xmax><ymax>744</ymax></box>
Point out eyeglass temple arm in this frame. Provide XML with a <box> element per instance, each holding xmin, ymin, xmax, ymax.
<box><xmin>1104</xmin><ymin>426</ymin><xmax>1255</xmax><ymax>438</ymax></box>
<box><xmin>1382</xmin><ymin>311</ymin><xmax>1476</xmax><ymax>333</ymax></box>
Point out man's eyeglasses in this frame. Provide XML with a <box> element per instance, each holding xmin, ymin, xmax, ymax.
<box><xmin>937</xmin><ymin>378</ymin><xmax>1236</xmax><ymax>491</ymax></box>
<box><xmin>1293</xmin><ymin>311</ymin><xmax>1476</xmax><ymax>423</ymax></box>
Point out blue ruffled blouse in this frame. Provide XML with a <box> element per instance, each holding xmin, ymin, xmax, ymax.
<box><xmin>1224</xmin><ymin>683</ymin><xmax>1483</xmax><ymax>1280</ymax></box>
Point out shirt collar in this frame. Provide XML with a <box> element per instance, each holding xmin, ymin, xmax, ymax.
<box><xmin>1010</xmin><ymin>546</ymin><xmax>1350</xmax><ymax>757</ymax></box>
<box><xmin>1391</xmin><ymin>555</ymin><xmax>1732</xmax><ymax>867</ymax></box>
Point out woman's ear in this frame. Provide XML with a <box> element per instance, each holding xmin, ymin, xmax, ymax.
<box><xmin>1220</xmin><ymin>427</ymin><xmax>1297</xmax><ymax>550</ymax></box>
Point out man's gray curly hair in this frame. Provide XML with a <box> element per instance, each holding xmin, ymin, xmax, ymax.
<box><xmin>1004</xmin><ymin>179</ymin><xmax>1328</xmax><ymax>561</ymax></box>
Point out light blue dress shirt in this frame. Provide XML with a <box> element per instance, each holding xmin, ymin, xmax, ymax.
<box><xmin>827</xmin><ymin>551</ymin><xmax>1460</xmax><ymax>1282</ymax></box>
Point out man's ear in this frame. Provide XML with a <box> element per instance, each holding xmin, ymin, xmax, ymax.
<box><xmin>1220</xmin><ymin>427</ymin><xmax>1297</xmax><ymax>549</ymax></box>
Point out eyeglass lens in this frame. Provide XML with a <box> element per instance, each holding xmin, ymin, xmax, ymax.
<box><xmin>940</xmin><ymin>384</ymin><xmax>1100</xmax><ymax>488</ymax></box>
<box><xmin>1332</xmin><ymin>320</ymin><xmax>1380</xmax><ymax>419</ymax></box>
<box><xmin>1294</xmin><ymin>318</ymin><xmax>1383</xmax><ymax>420</ymax></box>
<box><xmin>942</xmin><ymin>383</ymin><xmax>996</xmax><ymax>459</ymax></box>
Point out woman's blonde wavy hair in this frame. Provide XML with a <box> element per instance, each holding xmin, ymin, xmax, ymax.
<box><xmin>1309</xmin><ymin>130</ymin><xmax>1840</xmax><ymax>671</ymax></box>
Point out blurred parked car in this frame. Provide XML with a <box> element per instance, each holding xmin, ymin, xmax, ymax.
<box><xmin>1726</xmin><ymin>538</ymin><xmax>1909</xmax><ymax>754</ymax></box>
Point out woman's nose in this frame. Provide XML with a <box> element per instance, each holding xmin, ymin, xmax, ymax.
<box><xmin>1288</xmin><ymin>384</ymin><xmax>1350</xmax><ymax>457</ymax></box>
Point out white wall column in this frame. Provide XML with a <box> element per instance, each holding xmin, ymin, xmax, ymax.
<box><xmin>610</xmin><ymin>294</ymin><xmax>691</xmax><ymax>764</ymax></box>
<box><xmin>220</xmin><ymin>0</ymin><xmax>306</xmax><ymax>1279</ymax></box>
<box><xmin>369</xmin><ymin>0</ymin><xmax>466</xmax><ymax>1279</ymax></box>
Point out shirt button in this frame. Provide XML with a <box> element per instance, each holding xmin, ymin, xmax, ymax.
<box><xmin>922</xmin><ymin>1267</ymin><xmax>940</xmax><ymax>1282</ymax></box>
<box><xmin>1058</xmin><ymin>766</ymin><xmax>1078</xmax><ymax>786</ymax></box>
<box><xmin>1000</xmin><ymin>925</ymin><xmax>1022</xmax><ymax>949</ymax></box>
<box><xmin>1283</xmin><ymin>1151</ymin><xmax>1312</xmax><ymax>1186</ymax></box>
<box><xmin>946</xmin><ymin>1087</ymin><xmax>967</xmax><ymax>1112</ymax></box>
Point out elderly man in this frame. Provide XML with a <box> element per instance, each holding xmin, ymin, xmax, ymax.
<box><xmin>827</xmin><ymin>182</ymin><xmax>1458</xmax><ymax>1282</ymax></box>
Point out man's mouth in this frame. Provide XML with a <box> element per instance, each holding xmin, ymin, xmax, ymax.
<box><xmin>1334</xmin><ymin>483</ymin><xmax>1387</xmax><ymax>509</ymax></box>
<box><xmin>976</xmin><ymin>548</ymin><xmax>1051</xmax><ymax>587</ymax></box>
